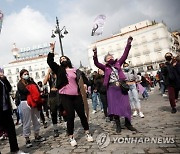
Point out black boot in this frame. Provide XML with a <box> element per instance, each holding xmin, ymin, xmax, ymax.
<box><xmin>114</xmin><ymin>116</ymin><xmax>121</xmax><ymax>133</ymax></box>
<box><xmin>125</xmin><ymin>118</ymin><xmax>137</xmax><ymax>132</ymax></box>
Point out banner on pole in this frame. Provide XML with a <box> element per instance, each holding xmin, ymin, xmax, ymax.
<box><xmin>91</xmin><ymin>14</ymin><xmax>106</xmax><ymax>36</ymax></box>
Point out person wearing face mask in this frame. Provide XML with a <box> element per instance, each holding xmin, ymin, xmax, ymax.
<box><xmin>0</xmin><ymin>67</ymin><xmax>29</xmax><ymax>154</ymax></box>
<box><xmin>17</xmin><ymin>69</ymin><xmax>45</xmax><ymax>148</ymax></box>
<box><xmin>43</xmin><ymin>68</ymin><xmax>67</xmax><ymax>137</ymax></box>
<box><xmin>123</xmin><ymin>63</ymin><xmax>144</xmax><ymax>118</ymax></box>
<box><xmin>93</xmin><ymin>36</ymin><xmax>137</xmax><ymax>133</ymax></box>
<box><xmin>161</xmin><ymin>53</ymin><xmax>178</xmax><ymax>113</ymax></box>
<box><xmin>47</xmin><ymin>42</ymin><xmax>93</xmax><ymax>147</ymax></box>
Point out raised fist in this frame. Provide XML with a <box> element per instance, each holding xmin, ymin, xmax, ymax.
<box><xmin>50</xmin><ymin>41</ymin><xmax>56</xmax><ymax>52</ymax></box>
<box><xmin>93</xmin><ymin>46</ymin><xmax>97</xmax><ymax>53</ymax></box>
<box><xmin>127</xmin><ymin>36</ymin><xmax>133</xmax><ymax>44</ymax></box>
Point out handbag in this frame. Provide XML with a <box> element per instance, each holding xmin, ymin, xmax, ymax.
<box><xmin>119</xmin><ymin>80</ymin><xmax>129</xmax><ymax>94</ymax></box>
<box><xmin>110</xmin><ymin>66</ymin><xmax>129</xmax><ymax>95</ymax></box>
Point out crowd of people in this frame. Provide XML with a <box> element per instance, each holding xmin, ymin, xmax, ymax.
<box><xmin>0</xmin><ymin>36</ymin><xmax>179</xmax><ymax>153</ymax></box>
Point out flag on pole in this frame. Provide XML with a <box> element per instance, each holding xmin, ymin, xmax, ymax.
<box><xmin>91</xmin><ymin>14</ymin><xmax>106</xmax><ymax>36</ymax></box>
<box><xmin>0</xmin><ymin>11</ymin><xmax>4</xmax><ymax>34</ymax></box>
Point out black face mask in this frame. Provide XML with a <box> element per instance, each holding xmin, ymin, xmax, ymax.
<box><xmin>107</xmin><ymin>59</ymin><xmax>116</xmax><ymax>65</ymax></box>
<box><xmin>165</xmin><ymin>56</ymin><xmax>172</xmax><ymax>61</ymax></box>
<box><xmin>61</xmin><ymin>61</ymin><xmax>69</xmax><ymax>67</ymax></box>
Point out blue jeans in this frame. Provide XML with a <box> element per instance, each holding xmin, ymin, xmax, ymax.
<box><xmin>18</xmin><ymin>103</ymin><xmax>23</xmax><ymax>123</ymax></box>
<box><xmin>128</xmin><ymin>83</ymin><xmax>141</xmax><ymax>109</ymax></box>
<box><xmin>160</xmin><ymin>82</ymin><xmax>166</xmax><ymax>95</ymax></box>
<box><xmin>91</xmin><ymin>92</ymin><xmax>103</xmax><ymax>110</ymax></box>
<box><xmin>142</xmin><ymin>87</ymin><xmax>149</xmax><ymax>98</ymax></box>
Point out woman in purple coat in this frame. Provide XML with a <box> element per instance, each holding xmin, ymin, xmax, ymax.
<box><xmin>93</xmin><ymin>36</ymin><xmax>136</xmax><ymax>133</ymax></box>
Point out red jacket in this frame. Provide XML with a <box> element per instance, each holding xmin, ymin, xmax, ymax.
<box><xmin>26</xmin><ymin>84</ymin><xmax>43</xmax><ymax>108</ymax></box>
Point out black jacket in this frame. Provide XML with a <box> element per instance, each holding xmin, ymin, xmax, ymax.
<box><xmin>17</xmin><ymin>80</ymin><xmax>29</xmax><ymax>101</ymax></box>
<box><xmin>0</xmin><ymin>77</ymin><xmax>12</xmax><ymax>112</ymax></box>
<box><xmin>96</xmin><ymin>75</ymin><xmax>107</xmax><ymax>95</ymax></box>
<box><xmin>161</xmin><ymin>62</ymin><xmax>176</xmax><ymax>87</ymax></box>
<box><xmin>47</xmin><ymin>53</ymin><xmax>68</xmax><ymax>89</ymax></box>
<box><xmin>47</xmin><ymin>52</ymin><xmax>89</xmax><ymax>90</ymax></box>
<box><xmin>15</xmin><ymin>90</ymin><xmax>21</xmax><ymax>106</ymax></box>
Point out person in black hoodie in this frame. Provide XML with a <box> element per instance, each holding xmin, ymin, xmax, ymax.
<box><xmin>17</xmin><ymin>69</ymin><xmax>45</xmax><ymax>148</ymax></box>
<box><xmin>172</xmin><ymin>55</ymin><xmax>180</xmax><ymax>103</ymax></box>
<box><xmin>161</xmin><ymin>52</ymin><xmax>178</xmax><ymax>113</ymax></box>
<box><xmin>0</xmin><ymin>67</ymin><xmax>28</xmax><ymax>154</ymax></box>
<box><xmin>95</xmin><ymin>69</ymin><xmax>110</xmax><ymax>121</ymax></box>
<box><xmin>47</xmin><ymin>42</ymin><xmax>93</xmax><ymax>147</ymax></box>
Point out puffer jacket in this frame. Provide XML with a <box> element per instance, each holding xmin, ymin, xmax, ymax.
<box><xmin>26</xmin><ymin>83</ymin><xmax>43</xmax><ymax>108</ymax></box>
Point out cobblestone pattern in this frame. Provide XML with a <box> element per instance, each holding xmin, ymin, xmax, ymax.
<box><xmin>0</xmin><ymin>87</ymin><xmax>180</xmax><ymax>154</ymax></box>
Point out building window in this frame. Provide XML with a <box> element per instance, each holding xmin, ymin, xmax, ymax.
<box><xmin>138</xmin><ymin>66</ymin><xmax>144</xmax><ymax>72</ymax></box>
<box><xmin>147</xmin><ymin>65</ymin><xmax>153</xmax><ymax>71</ymax></box>
<box><xmin>16</xmin><ymin>76</ymin><xmax>19</xmax><ymax>82</ymax></box>
<box><xmin>152</xmin><ymin>32</ymin><xmax>158</xmax><ymax>40</ymax></box>
<box><xmin>154</xmin><ymin>42</ymin><xmax>161</xmax><ymax>51</ymax></box>
<box><xmin>143</xmin><ymin>45</ymin><xmax>149</xmax><ymax>54</ymax></box>
<box><xmin>141</xmin><ymin>36</ymin><xmax>147</xmax><ymax>43</ymax></box>
<box><xmin>134</xmin><ymin>47</ymin><xmax>141</xmax><ymax>56</ymax></box>
<box><xmin>41</xmin><ymin>71</ymin><xmax>45</xmax><ymax>78</ymax></box>
<box><xmin>16</xmin><ymin>68</ymin><xmax>19</xmax><ymax>73</ymax></box>
<box><xmin>8</xmin><ymin>69</ymin><xmax>12</xmax><ymax>75</ymax></box>
<box><xmin>116</xmin><ymin>44</ymin><xmax>121</xmax><ymax>50</ymax></box>
<box><xmin>29</xmin><ymin>66</ymin><xmax>32</xmax><ymax>71</ymax></box>
<box><xmin>9</xmin><ymin>77</ymin><xmax>13</xmax><ymax>83</ymax></box>
<box><xmin>136</xmin><ymin>56</ymin><xmax>141</xmax><ymax>65</ymax></box>
<box><xmin>35</xmin><ymin>72</ymin><xmax>40</xmax><ymax>79</ymax></box>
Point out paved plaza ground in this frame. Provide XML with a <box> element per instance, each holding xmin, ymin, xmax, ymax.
<box><xmin>0</xmin><ymin>87</ymin><xmax>180</xmax><ymax>154</ymax></box>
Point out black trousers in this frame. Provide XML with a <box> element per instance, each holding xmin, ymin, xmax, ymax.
<box><xmin>99</xmin><ymin>93</ymin><xmax>108</xmax><ymax>117</ymax></box>
<box><xmin>48</xmin><ymin>92</ymin><xmax>60</xmax><ymax>125</ymax></box>
<box><xmin>39</xmin><ymin>107</ymin><xmax>46</xmax><ymax>124</ymax></box>
<box><xmin>0</xmin><ymin>110</ymin><xmax>19</xmax><ymax>152</ymax></box>
<box><xmin>60</xmin><ymin>94</ymin><xmax>89</xmax><ymax>135</ymax></box>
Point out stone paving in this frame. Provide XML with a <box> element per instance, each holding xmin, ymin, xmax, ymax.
<box><xmin>0</xmin><ymin>87</ymin><xmax>180</xmax><ymax>154</ymax></box>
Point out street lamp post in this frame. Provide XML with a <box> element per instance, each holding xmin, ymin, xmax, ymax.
<box><xmin>51</xmin><ymin>17</ymin><xmax>68</xmax><ymax>56</ymax></box>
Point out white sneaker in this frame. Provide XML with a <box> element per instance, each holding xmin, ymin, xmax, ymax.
<box><xmin>162</xmin><ymin>94</ymin><xmax>167</xmax><ymax>97</ymax></box>
<box><xmin>92</xmin><ymin>110</ymin><xmax>96</xmax><ymax>114</ymax></box>
<box><xmin>16</xmin><ymin>150</ymin><xmax>29</xmax><ymax>154</ymax></box>
<box><xmin>132</xmin><ymin>111</ymin><xmax>138</xmax><ymax>117</ymax></box>
<box><xmin>139</xmin><ymin>112</ymin><xmax>144</xmax><ymax>118</ymax></box>
<box><xmin>86</xmin><ymin>134</ymin><xmax>94</xmax><ymax>142</ymax></box>
<box><xmin>69</xmin><ymin>137</ymin><xmax>77</xmax><ymax>147</ymax></box>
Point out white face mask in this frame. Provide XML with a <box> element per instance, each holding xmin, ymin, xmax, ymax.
<box><xmin>22</xmin><ymin>74</ymin><xmax>29</xmax><ymax>80</ymax></box>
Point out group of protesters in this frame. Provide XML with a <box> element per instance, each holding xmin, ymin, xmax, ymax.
<box><xmin>0</xmin><ymin>36</ymin><xmax>179</xmax><ymax>153</ymax></box>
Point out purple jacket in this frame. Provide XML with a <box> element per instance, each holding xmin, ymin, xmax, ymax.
<box><xmin>93</xmin><ymin>42</ymin><xmax>131</xmax><ymax>87</ymax></box>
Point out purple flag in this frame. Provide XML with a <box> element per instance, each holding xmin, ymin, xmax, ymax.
<box><xmin>91</xmin><ymin>14</ymin><xmax>106</xmax><ymax>36</ymax></box>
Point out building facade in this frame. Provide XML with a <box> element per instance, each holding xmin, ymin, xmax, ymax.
<box><xmin>88</xmin><ymin>20</ymin><xmax>177</xmax><ymax>74</ymax></box>
<box><xmin>3</xmin><ymin>43</ymin><xmax>60</xmax><ymax>93</ymax></box>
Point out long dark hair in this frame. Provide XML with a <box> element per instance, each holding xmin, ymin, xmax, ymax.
<box><xmin>60</xmin><ymin>56</ymin><xmax>73</xmax><ymax>68</ymax></box>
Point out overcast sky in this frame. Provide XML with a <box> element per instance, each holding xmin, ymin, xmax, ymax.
<box><xmin>0</xmin><ymin>0</ymin><xmax>180</xmax><ymax>68</ymax></box>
